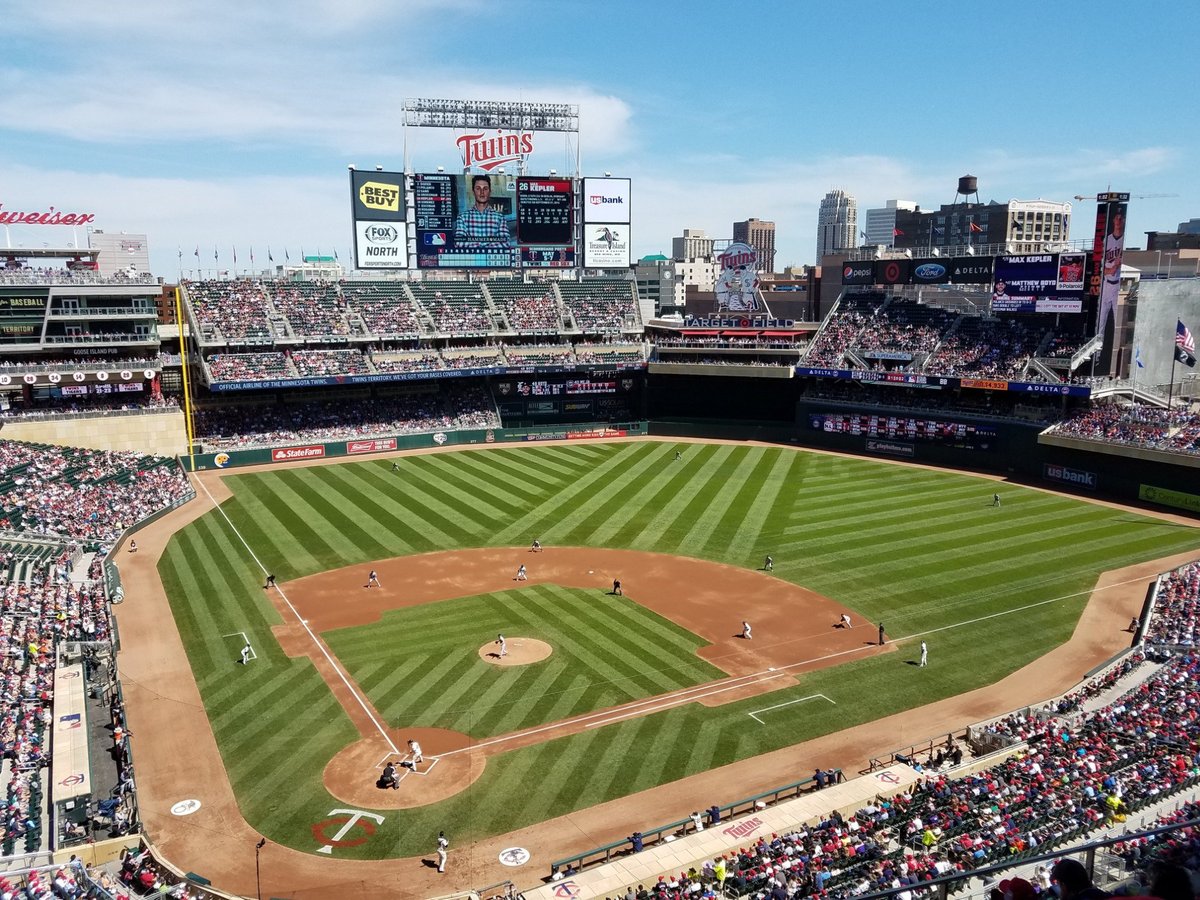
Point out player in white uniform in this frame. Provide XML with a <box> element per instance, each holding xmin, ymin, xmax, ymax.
<box><xmin>1098</xmin><ymin>207</ymin><xmax>1126</xmax><ymax>338</ymax></box>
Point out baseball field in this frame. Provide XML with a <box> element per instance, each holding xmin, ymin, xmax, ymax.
<box><xmin>149</xmin><ymin>439</ymin><xmax>1200</xmax><ymax>869</ymax></box>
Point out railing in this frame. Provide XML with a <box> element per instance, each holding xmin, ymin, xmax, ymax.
<box><xmin>0</xmin><ymin>359</ymin><xmax>160</xmax><ymax>373</ymax></box>
<box><xmin>548</xmin><ymin>770</ymin><xmax>839</xmax><ymax>877</ymax></box>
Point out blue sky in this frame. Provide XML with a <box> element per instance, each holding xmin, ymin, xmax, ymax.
<box><xmin>1</xmin><ymin>0</ymin><xmax>1196</xmax><ymax>277</ymax></box>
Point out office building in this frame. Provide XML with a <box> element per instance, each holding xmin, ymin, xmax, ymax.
<box><xmin>732</xmin><ymin>218</ymin><xmax>776</xmax><ymax>272</ymax></box>
<box><xmin>672</xmin><ymin>228</ymin><xmax>715</xmax><ymax>261</ymax></box>
<box><xmin>863</xmin><ymin>200</ymin><xmax>918</xmax><ymax>248</ymax></box>
<box><xmin>817</xmin><ymin>190</ymin><xmax>856</xmax><ymax>261</ymax></box>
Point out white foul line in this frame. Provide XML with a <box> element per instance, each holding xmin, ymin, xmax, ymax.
<box><xmin>194</xmin><ymin>473</ymin><xmax>400</xmax><ymax>757</ymax></box>
<box><xmin>748</xmin><ymin>693</ymin><xmax>835</xmax><ymax>725</ymax></box>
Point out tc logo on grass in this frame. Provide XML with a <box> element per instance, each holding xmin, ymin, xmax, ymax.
<box><xmin>313</xmin><ymin>809</ymin><xmax>384</xmax><ymax>854</ymax></box>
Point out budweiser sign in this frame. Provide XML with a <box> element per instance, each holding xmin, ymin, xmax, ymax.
<box><xmin>0</xmin><ymin>204</ymin><xmax>96</xmax><ymax>226</ymax></box>
<box><xmin>455</xmin><ymin>131</ymin><xmax>534</xmax><ymax>171</ymax></box>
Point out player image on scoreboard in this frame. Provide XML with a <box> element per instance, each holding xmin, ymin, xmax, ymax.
<box><xmin>414</xmin><ymin>173</ymin><xmax>518</xmax><ymax>268</ymax></box>
<box><xmin>715</xmin><ymin>242</ymin><xmax>760</xmax><ymax>311</ymax></box>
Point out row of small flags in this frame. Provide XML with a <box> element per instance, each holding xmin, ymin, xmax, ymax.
<box><xmin>175</xmin><ymin>246</ymin><xmax>340</xmax><ymax>266</ymax></box>
<box><xmin>1135</xmin><ymin>320</ymin><xmax>1195</xmax><ymax>370</ymax></box>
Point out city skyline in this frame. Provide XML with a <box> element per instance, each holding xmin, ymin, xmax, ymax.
<box><xmin>1</xmin><ymin>0</ymin><xmax>1196</xmax><ymax>277</ymax></box>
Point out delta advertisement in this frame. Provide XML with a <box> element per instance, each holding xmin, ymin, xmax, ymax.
<box><xmin>840</xmin><ymin>256</ymin><xmax>992</xmax><ymax>286</ymax></box>
<box><xmin>991</xmin><ymin>254</ymin><xmax>1085</xmax><ymax>314</ymax></box>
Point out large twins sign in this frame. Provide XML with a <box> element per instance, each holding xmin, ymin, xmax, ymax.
<box><xmin>456</xmin><ymin>130</ymin><xmax>535</xmax><ymax>171</ymax></box>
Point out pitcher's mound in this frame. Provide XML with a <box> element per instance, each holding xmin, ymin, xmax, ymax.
<box><xmin>479</xmin><ymin>637</ymin><xmax>553</xmax><ymax>666</ymax></box>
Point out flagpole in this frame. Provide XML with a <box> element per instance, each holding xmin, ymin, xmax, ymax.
<box><xmin>1169</xmin><ymin>349</ymin><xmax>1178</xmax><ymax>409</ymax></box>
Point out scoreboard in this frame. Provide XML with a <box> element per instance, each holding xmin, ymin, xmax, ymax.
<box><xmin>412</xmin><ymin>173</ymin><xmax>575</xmax><ymax>269</ymax></box>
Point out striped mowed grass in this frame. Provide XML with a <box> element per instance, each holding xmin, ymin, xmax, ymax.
<box><xmin>156</xmin><ymin>440</ymin><xmax>1200</xmax><ymax>857</ymax></box>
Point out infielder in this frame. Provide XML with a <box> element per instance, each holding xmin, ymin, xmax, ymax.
<box><xmin>530</xmin><ymin>539</ymin><xmax>542</xmax><ymax>552</ymax></box>
<box><xmin>742</xmin><ymin>620</ymin><xmax>752</xmax><ymax>640</ymax></box>
<box><xmin>367</xmin><ymin>570</ymin><xmax>380</xmax><ymax>588</ymax></box>
<box><xmin>496</xmin><ymin>633</ymin><xmax>507</xmax><ymax>658</ymax></box>
<box><xmin>436</xmin><ymin>831</ymin><xmax>448</xmax><ymax>873</ymax></box>
<box><xmin>516</xmin><ymin>564</ymin><xmax>527</xmax><ymax>581</ymax></box>
<box><xmin>840</xmin><ymin>614</ymin><xmax>852</xmax><ymax>629</ymax></box>
<box><xmin>240</xmin><ymin>643</ymin><xmax>251</xmax><ymax>665</ymax></box>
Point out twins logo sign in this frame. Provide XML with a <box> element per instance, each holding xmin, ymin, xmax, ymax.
<box><xmin>312</xmin><ymin>808</ymin><xmax>384</xmax><ymax>854</ymax></box>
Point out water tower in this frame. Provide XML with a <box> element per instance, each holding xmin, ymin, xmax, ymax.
<box><xmin>952</xmin><ymin>175</ymin><xmax>980</xmax><ymax>206</ymax></box>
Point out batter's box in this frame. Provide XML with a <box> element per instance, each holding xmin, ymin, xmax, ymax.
<box><xmin>376</xmin><ymin>751</ymin><xmax>441</xmax><ymax>779</ymax></box>
<box><xmin>747</xmin><ymin>693</ymin><xmax>835</xmax><ymax>725</ymax></box>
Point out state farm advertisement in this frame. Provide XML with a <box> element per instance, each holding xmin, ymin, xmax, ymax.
<box><xmin>271</xmin><ymin>445</ymin><xmax>325</xmax><ymax>462</ymax></box>
<box><xmin>346</xmin><ymin>438</ymin><xmax>398</xmax><ymax>455</ymax></box>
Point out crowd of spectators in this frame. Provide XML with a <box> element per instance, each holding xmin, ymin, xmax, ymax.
<box><xmin>804</xmin><ymin>296</ymin><xmax>885</xmax><ymax>366</ymax></box>
<box><xmin>0</xmin><ymin>355</ymin><xmax>159</xmax><ymax>372</ymax></box>
<box><xmin>505</xmin><ymin>345</ymin><xmax>575</xmax><ymax>366</ymax></box>
<box><xmin>185</xmin><ymin>280</ymin><xmax>272</xmax><ymax>342</ymax></box>
<box><xmin>1145</xmin><ymin>561</ymin><xmax>1200</xmax><ymax>647</ymax></box>
<box><xmin>499</xmin><ymin>290</ymin><xmax>562</xmax><ymax>332</ymax></box>
<box><xmin>267</xmin><ymin>283</ymin><xmax>350</xmax><ymax>338</ymax></box>
<box><xmin>1050</xmin><ymin>403</ymin><xmax>1200</xmax><ymax>454</ymax></box>
<box><xmin>575</xmin><ymin>343</ymin><xmax>647</xmax><ymax>365</ymax></box>
<box><xmin>206</xmin><ymin>352</ymin><xmax>291</xmax><ymax>382</ymax></box>
<box><xmin>0</xmin><ymin>394</ymin><xmax>178</xmax><ymax>420</ymax></box>
<box><xmin>0</xmin><ymin>441</ymin><xmax>192</xmax><ymax>543</ymax></box>
<box><xmin>617</xmin><ymin>650</ymin><xmax>1200</xmax><ymax>900</ymax></box>
<box><xmin>192</xmin><ymin>387</ymin><xmax>500</xmax><ymax>450</ymax></box>
<box><xmin>442</xmin><ymin>349</ymin><xmax>504</xmax><ymax>370</ymax></box>
<box><xmin>928</xmin><ymin>319</ymin><xmax>1045</xmax><ymax>379</ymax></box>
<box><xmin>0</xmin><ymin>267</ymin><xmax>156</xmax><ymax>286</ymax></box>
<box><xmin>559</xmin><ymin>281</ymin><xmax>640</xmax><ymax>332</ymax></box>
<box><xmin>372</xmin><ymin>353</ymin><xmax>445</xmax><ymax>374</ymax></box>
<box><xmin>853</xmin><ymin>301</ymin><xmax>956</xmax><ymax>356</ymax></box>
<box><xmin>412</xmin><ymin>286</ymin><xmax>493</xmax><ymax>334</ymax></box>
<box><xmin>290</xmin><ymin>348</ymin><xmax>370</xmax><ymax>377</ymax></box>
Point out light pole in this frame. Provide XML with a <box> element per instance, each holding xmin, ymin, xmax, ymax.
<box><xmin>255</xmin><ymin>838</ymin><xmax>267</xmax><ymax>900</ymax></box>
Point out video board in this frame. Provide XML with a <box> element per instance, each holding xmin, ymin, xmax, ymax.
<box><xmin>413</xmin><ymin>173</ymin><xmax>575</xmax><ymax>269</ymax></box>
<box><xmin>992</xmin><ymin>254</ymin><xmax>1085</xmax><ymax>314</ymax></box>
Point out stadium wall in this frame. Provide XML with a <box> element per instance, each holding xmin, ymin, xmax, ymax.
<box><xmin>0</xmin><ymin>409</ymin><xmax>187</xmax><ymax>456</ymax></box>
<box><xmin>187</xmin><ymin>422</ymin><xmax>648</xmax><ymax>470</ymax></box>
<box><xmin>645</xmin><ymin>372</ymin><xmax>1200</xmax><ymax>516</ymax></box>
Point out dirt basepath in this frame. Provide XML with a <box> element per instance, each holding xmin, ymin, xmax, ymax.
<box><xmin>116</xmin><ymin>440</ymin><xmax>1198</xmax><ymax>900</ymax></box>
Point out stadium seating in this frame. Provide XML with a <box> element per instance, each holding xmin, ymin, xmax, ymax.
<box><xmin>205</xmin><ymin>351</ymin><xmax>292</xmax><ymax>382</ymax></box>
<box><xmin>341</xmin><ymin>280</ymin><xmax>424</xmax><ymax>338</ymax></box>
<box><xmin>266</xmin><ymin>281</ymin><xmax>352</xmax><ymax>338</ymax></box>
<box><xmin>184</xmin><ymin>279</ymin><xmax>273</xmax><ymax>343</ymax></box>
<box><xmin>290</xmin><ymin>348</ymin><xmax>371</xmax><ymax>377</ymax></box>
<box><xmin>558</xmin><ymin>279</ymin><xmax>641</xmax><ymax>333</ymax></box>
<box><xmin>485</xmin><ymin>281</ymin><xmax>564</xmax><ymax>334</ymax></box>
<box><xmin>409</xmin><ymin>283</ymin><xmax>494</xmax><ymax>335</ymax></box>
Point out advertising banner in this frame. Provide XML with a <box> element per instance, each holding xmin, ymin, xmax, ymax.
<box><xmin>993</xmin><ymin>254</ymin><xmax>1084</xmax><ymax>314</ymax></box>
<box><xmin>841</xmin><ymin>261</ymin><xmax>874</xmax><ymax>285</ymax></box>
<box><xmin>873</xmin><ymin>258</ymin><xmax>911</xmax><ymax>285</ymax></box>
<box><xmin>1057</xmin><ymin>252</ymin><xmax>1086</xmax><ymax>292</ymax></box>
<box><xmin>1043</xmin><ymin>463</ymin><xmax>1097</xmax><ymax>489</ymax></box>
<box><xmin>414</xmin><ymin>172</ymin><xmax>518</xmax><ymax>268</ymax></box>
<box><xmin>910</xmin><ymin>259</ymin><xmax>951</xmax><ymax>284</ymax></box>
<box><xmin>949</xmin><ymin>257</ymin><xmax>994</xmax><ymax>284</ymax></box>
<box><xmin>346</xmin><ymin>438</ymin><xmax>398</xmax><ymax>455</ymax></box>
<box><xmin>271</xmin><ymin>445</ymin><xmax>326</xmax><ymax>463</ymax></box>
<box><xmin>582</xmin><ymin>178</ymin><xmax>631</xmax><ymax>224</ymax></box>
<box><xmin>349</xmin><ymin>170</ymin><xmax>404</xmax><ymax>222</ymax></box>
<box><xmin>583</xmin><ymin>223</ymin><xmax>631</xmax><ymax>268</ymax></box>
<box><xmin>355</xmin><ymin>220</ymin><xmax>407</xmax><ymax>269</ymax></box>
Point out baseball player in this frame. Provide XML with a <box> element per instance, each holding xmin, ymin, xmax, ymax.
<box><xmin>1098</xmin><ymin>206</ymin><xmax>1126</xmax><ymax>337</ymax></box>
<box><xmin>391</xmin><ymin>461</ymin><xmax>399</xmax><ymax>472</ymax></box>
<box><xmin>992</xmin><ymin>493</ymin><xmax>1001</xmax><ymax>507</ymax></box>
<box><xmin>408</xmin><ymin>739</ymin><xmax>423</xmax><ymax>765</ymax></box>
<box><xmin>436</xmin><ymin>831</ymin><xmax>448</xmax><ymax>873</ymax></box>
<box><xmin>840</xmin><ymin>613</ymin><xmax>852</xmax><ymax>629</ymax></box>
<box><xmin>919</xmin><ymin>641</ymin><xmax>928</xmax><ymax>667</ymax></box>
<box><xmin>742</xmin><ymin>620</ymin><xmax>752</xmax><ymax>640</ymax></box>
<box><xmin>530</xmin><ymin>539</ymin><xmax>542</xmax><ymax>552</ymax></box>
<box><xmin>612</xmin><ymin>578</ymin><xmax>622</xmax><ymax>596</ymax></box>
<box><xmin>240</xmin><ymin>643</ymin><xmax>251</xmax><ymax>665</ymax></box>
<box><xmin>367</xmin><ymin>570</ymin><xmax>380</xmax><ymax>588</ymax></box>
<box><xmin>264</xmin><ymin>573</ymin><xmax>276</xmax><ymax>589</ymax></box>
<box><xmin>496</xmin><ymin>633</ymin><xmax>507</xmax><ymax>657</ymax></box>
<box><xmin>128</xmin><ymin>540</ymin><xmax>137</xmax><ymax>553</ymax></box>
<box><xmin>516</xmin><ymin>564</ymin><xmax>527</xmax><ymax>581</ymax></box>
<box><xmin>764</xmin><ymin>555</ymin><xmax>773</xmax><ymax>571</ymax></box>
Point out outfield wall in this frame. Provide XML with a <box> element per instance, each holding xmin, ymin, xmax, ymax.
<box><xmin>185</xmin><ymin>422</ymin><xmax>648</xmax><ymax>470</ymax></box>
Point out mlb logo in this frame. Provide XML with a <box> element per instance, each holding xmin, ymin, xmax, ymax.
<box><xmin>423</xmin><ymin>233</ymin><xmax>447</xmax><ymax>246</ymax></box>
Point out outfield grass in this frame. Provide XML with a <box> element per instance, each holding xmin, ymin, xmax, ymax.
<box><xmin>156</xmin><ymin>441</ymin><xmax>1200</xmax><ymax>858</ymax></box>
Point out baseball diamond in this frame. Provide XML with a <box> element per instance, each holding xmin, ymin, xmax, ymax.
<box><xmin>115</xmin><ymin>438</ymin><xmax>1200</xmax><ymax>898</ymax></box>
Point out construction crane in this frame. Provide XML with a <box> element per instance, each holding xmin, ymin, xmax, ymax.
<box><xmin>1073</xmin><ymin>192</ymin><xmax>1179</xmax><ymax>201</ymax></box>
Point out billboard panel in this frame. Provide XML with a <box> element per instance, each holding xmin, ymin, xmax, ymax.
<box><xmin>350</xmin><ymin>170</ymin><xmax>404</xmax><ymax>221</ymax></box>
<box><xmin>1097</xmin><ymin>198</ymin><xmax>1128</xmax><ymax>337</ymax></box>
<box><xmin>949</xmin><ymin>257</ymin><xmax>993</xmax><ymax>284</ymax></box>
<box><xmin>350</xmin><ymin>169</ymin><xmax>406</xmax><ymax>271</ymax></box>
<box><xmin>873</xmin><ymin>258</ymin><xmax>911</xmax><ymax>285</ymax></box>
<box><xmin>582</xmin><ymin>178</ymin><xmax>631</xmax><ymax>224</ymax></box>
<box><xmin>355</xmin><ymin>221</ymin><xmax>407</xmax><ymax>268</ymax></box>
<box><xmin>583</xmin><ymin>223</ymin><xmax>631</xmax><ymax>268</ymax></box>
<box><xmin>841</xmin><ymin>261</ymin><xmax>875</xmax><ymax>285</ymax></box>
<box><xmin>910</xmin><ymin>259</ymin><xmax>950</xmax><ymax>284</ymax></box>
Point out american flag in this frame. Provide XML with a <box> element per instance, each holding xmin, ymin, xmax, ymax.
<box><xmin>1177</xmin><ymin>320</ymin><xmax>1195</xmax><ymax>355</ymax></box>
